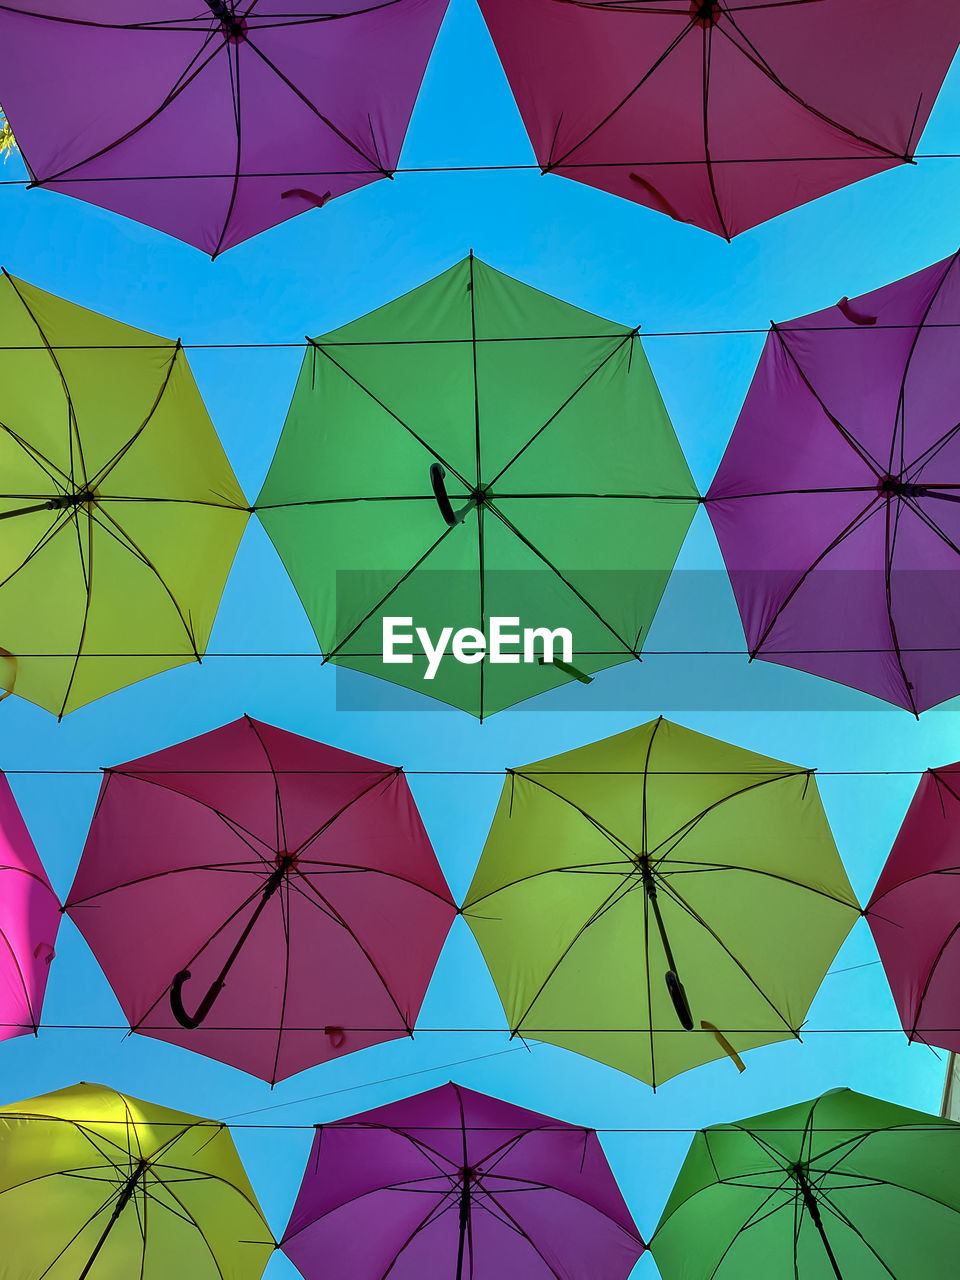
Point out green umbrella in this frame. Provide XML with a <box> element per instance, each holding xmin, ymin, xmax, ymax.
<box><xmin>462</xmin><ymin>718</ymin><xmax>860</xmax><ymax>1085</ymax></box>
<box><xmin>0</xmin><ymin>1081</ymin><xmax>274</xmax><ymax>1279</ymax></box>
<box><xmin>0</xmin><ymin>271</ymin><xmax>248</xmax><ymax>717</ymax></box>
<box><xmin>652</xmin><ymin>1088</ymin><xmax>960</xmax><ymax>1280</ymax></box>
<box><xmin>256</xmin><ymin>255</ymin><xmax>698</xmax><ymax>717</ymax></box>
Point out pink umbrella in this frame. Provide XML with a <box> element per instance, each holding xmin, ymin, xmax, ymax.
<box><xmin>477</xmin><ymin>0</ymin><xmax>960</xmax><ymax>238</ymax></box>
<box><xmin>867</xmin><ymin>762</ymin><xmax>960</xmax><ymax>1053</ymax></box>
<box><xmin>281</xmin><ymin>1082</ymin><xmax>644</xmax><ymax>1280</ymax></box>
<box><xmin>65</xmin><ymin>716</ymin><xmax>456</xmax><ymax>1083</ymax></box>
<box><xmin>0</xmin><ymin>1</ymin><xmax>448</xmax><ymax>255</ymax></box>
<box><xmin>0</xmin><ymin>771</ymin><xmax>60</xmax><ymax>1042</ymax></box>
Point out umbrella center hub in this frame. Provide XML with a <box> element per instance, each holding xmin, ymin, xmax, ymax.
<box><xmin>48</xmin><ymin>488</ymin><xmax>96</xmax><ymax>511</ymax></box>
<box><xmin>878</xmin><ymin>473</ymin><xmax>923</xmax><ymax>498</ymax></box>
<box><xmin>691</xmin><ymin>0</ymin><xmax>722</xmax><ymax>26</ymax></box>
<box><xmin>205</xmin><ymin>1</ymin><xmax>247</xmax><ymax>40</ymax></box>
<box><xmin>275</xmin><ymin>850</ymin><xmax>298</xmax><ymax>871</ymax></box>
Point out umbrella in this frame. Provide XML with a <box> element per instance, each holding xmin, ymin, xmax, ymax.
<box><xmin>462</xmin><ymin>717</ymin><xmax>859</xmax><ymax>1086</ymax></box>
<box><xmin>0</xmin><ymin>271</ymin><xmax>248</xmax><ymax>718</ymax></box>
<box><xmin>65</xmin><ymin>715</ymin><xmax>457</xmax><ymax>1083</ymax></box>
<box><xmin>652</xmin><ymin>1087</ymin><xmax>960</xmax><ymax>1280</ymax></box>
<box><xmin>0</xmin><ymin>1</ymin><xmax>449</xmax><ymax>256</ymax></box>
<box><xmin>707</xmin><ymin>250</ymin><xmax>960</xmax><ymax>714</ymax></box>
<box><xmin>280</xmin><ymin>1081</ymin><xmax>644</xmax><ymax>1280</ymax></box>
<box><xmin>256</xmin><ymin>254</ymin><xmax>698</xmax><ymax>717</ymax></box>
<box><xmin>866</xmin><ymin>760</ymin><xmax>960</xmax><ymax>1052</ymax></box>
<box><xmin>477</xmin><ymin>1</ymin><xmax>960</xmax><ymax>238</ymax></box>
<box><xmin>0</xmin><ymin>769</ymin><xmax>60</xmax><ymax>1042</ymax></box>
<box><xmin>0</xmin><ymin>1081</ymin><xmax>274</xmax><ymax>1279</ymax></box>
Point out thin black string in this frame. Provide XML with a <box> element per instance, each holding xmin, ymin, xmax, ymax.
<box><xmin>0</xmin><ymin>769</ymin><xmax>950</xmax><ymax>776</ymax></box>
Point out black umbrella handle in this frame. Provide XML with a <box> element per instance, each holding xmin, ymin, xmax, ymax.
<box><xmin>642</xmin><ymin>865</ymin><xmax>695</xmax><ymax>1031</ymax></box>
<box><xmin>430</xmin><ymin>463</ymin><xmax>462</xmax><ymax>526</ymax></box>
<box><xmin>455</xmin><ymin>1172</ymin><xmax>471</xmax><ymax>1280</ymax></box>
<box><xmin>169</xmin><ymin>861</ymin><xmax>288</xmax><ymax>1030</ymax></box>
<box><xmin>77</xmin><ymin>1160</ymin><xmax>147</xmax><ymax>1280</ymax></box>
<box><xmin>796</xmin><ymin>1167</ymin><xmax>845</xmax><ymax>1280</ymax></box>
<box><xmin>664</xmin><ymin>968</ymin><xmax>694</xmax><ymax>1032</ymax></box>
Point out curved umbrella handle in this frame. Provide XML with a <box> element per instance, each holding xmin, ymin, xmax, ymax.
<box><xmin>170</xmin><ymin>968</ymin><xmax>225</xmax><ymax>1030</ymax></box>
<box><xmin>665</xmin><ymin>969</ymin><xmax>694</xmax><ymax>1031</ymax></box>
<box><xmin>837</xmin><ymin>296</ymin><xmax>877</xmax><ymax>326</ymax></box>
<box><xmin>430</xmin><ymin>463</ymin><xmax>461</xmax><ymax>526</ymax></box>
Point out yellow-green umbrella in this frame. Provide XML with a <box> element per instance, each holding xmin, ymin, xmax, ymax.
<box><xmin>0</xmin><ymin>1082</ymin><xmax>274</xmax><ymax>1279</ymax></box>
<box><xmin>0</xmin><ymin>271</ymin><xmax>248</xmax><ymax>717</ymax></box>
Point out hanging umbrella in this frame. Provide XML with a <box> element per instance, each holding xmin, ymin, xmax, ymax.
<box><xmin>65</xmin><ymin>715</ymin><xmax>457</xmax><ymax>1084</ymax></box>
<box><xmin>708</xmin><ymin>250</ymin><xmax>960</xmax><ymax>714</ymax></box>
<box><xmin>0</xmin><ymin>1</ymin><xmax>449</xmax><ymax>256</ymax></box>
<box><xmin>280</xmin><ymin>1081</ymin><xmax>644</xmax><ymax>1280</ymax></box>
<box><xmin>0</xmin><ymin>1081</ymin><xmax>274</xmax><ymax>1279</ymax></box>
<box><xmin>477</xmin><ymin>1</ymin><xmax>960</xmax><ymax>238</ymax></box>
<box><xmin>256</xmin><ymin>254</ymin><xmax>698</xmax><ymax>718</ymax></box>
<box><xmin>0</xmin><ymin>271</ymin><xmax>248</xmax><ymax>718</ymax></box>
<box><xmin>652</xmin><ymin>1087</ymin><xmax>960</xmax><ymax>1280</ymax></box>
<box><xmin>462</xmin><ymin>717</ymin><xmax>859</xmax><ymax>1086</ymax></box>
<box><xmin>0</xmin><ymin>770</ymin><xmax>60</xmax><ymax>1042</ymax></box>
<box><xmin>865</xmin><ymin>760</ymin><xmax>960</xmax><ymax>1052</ymax></box>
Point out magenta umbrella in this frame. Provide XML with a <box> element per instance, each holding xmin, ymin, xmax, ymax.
<box><xmin>281</xmin><ymin>1082</ymin><xmax>644</xmax><ymax>1280</ymax></box>
<box><xmin>0</xmin><ymin>771</ymin><xmax>60</xmax><ymax>1042</ymax></box>
<box><xmin>707</xmin><ymin>250</ymin><xmax>960</xmax><ymax>713</ymax></box>
<box><xmin>64</xmin><ymin>716</ymin><xmax>456</xmax><ymax>1083</ymax></box>
<box><xmin>866</xmin><ymin>762</ymin><xmax>960</xmax><ymax>1053</ymax></box>
<box><xmin>0</xmin><ymin>1</ymin><xmax>448</xmax><ymax>255</ymax></box>
<box><xmin>478</xmin><ymin>0</ymin><xmax>960</xmax><ymax>238</ymax></box>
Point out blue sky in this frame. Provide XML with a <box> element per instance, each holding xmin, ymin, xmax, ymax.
<box><xmin>2</xmin><ymin>1</ymin><xmax>960</xmax><ymax>1272</ymax></box>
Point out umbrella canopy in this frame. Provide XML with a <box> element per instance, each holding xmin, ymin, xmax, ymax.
<box><xmin>0</xmin><ymin>1</ymin><xmax>449</xmax><ymax>255</ymax></box>
<box><xmin>866</xmin><ymin>760</ymin><xmax>960</xmax><ymax>1053</ymax></box>
<box><xmin>0</xmin><ymin>271</ymin><xmax>248</xmax><ymax>718</ymax></box>
<box><xmin>64</xmin><ymin>715</ymin><xmax>456</xmax><ymax>1083</ymax></box>
<box><xmin>256</xmin><ymin>255</ymin><xmax>698</xmax><ymax>717</ymax></box>
<box><xmin>0</xmin><ymin>1081</ymin><xmax>274</xmax><ymax>1279</ymax></box>
<box><xmin>707</xmin><ymin>250</ymin><xmax>960</xmax><ymax>714</ymax></box>
<box><xmin>652</xmin><ymin>1087</ymin><xmax>960</xmax><ymax>1280</ymax></box>
<box><xmin>462</xmin><ymin>717</ymin><xmax>859</xmax><ymax>1086</ymax></box>
<box><xmin>280</xmin><ymin>1081</ymin><xmax>644</xmax><ymax>1280</ymax></box>
<box><xmin>477</xmin><ymin>1</ymin><xmax>960</xmax><ymax>238</ymax></box>
<box><xmin>0</xmin><ymin>770</ymin><xmax>60</xmax><ymax>1042</ymax></box>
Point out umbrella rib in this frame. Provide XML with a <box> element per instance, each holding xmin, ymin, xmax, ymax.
<box><xmin>28</xmin><ymin>28</ymin><xmax>226</xmax><ymax>185</ymax></box>
<box><xmin>905</xmin><ymin>419</ymin><xmax>960</xmax><ymax>480</ymax></box>
<box><xmin>643</xmin><ymin>883</ymin><xmax>658</xmax><ymax>1088</ymax></box>
<box><xmin>289</xmin><ymin>769</ymin><xmax>401</xmax><ymax>860</ymax></box>
<box><xmin>471</xmin><ymin>1191</ymin><xmax>566</xmax><ymax>1280</ymax></box>
<box><xmin>57</xmin><ymin>505</ymin><xmax>95</xmax><ymax>718</ymax></box>
<box><xmin>240</xmin><ymin>33</ymin><xmax>388</xmax><ymax>176</ymax></box>
<box><xmin>0</xmin><ymin>420</ymin><xmax>71</xmax><ymax>489</ymax></box>
<box><xmin>745</xmin><ymin>495</ymin><xmax>883</xmax><ymax>659</ymax></box>
<box><xmin>701</xmin><ymin>20</ymin><xmax>732</xmax><ymax>241</ymax></box>
<box><xmin>291</xmin><ymin>858</ymin><xmax>457</xmax><ymax>907</ymax></box>
<box><xmin>212</xmin><ymin>33</ymin><xmax>244</xmax><ymax>259</ymax></box>
<box><xmin>468</xmin><ymin>253</ymin><xmax>486</xmax><ymax>722</ymax></box>
<box><xmin>654</xmin><ymin>876</ymin><xmax>800</xmax><ymax>1035</ymax></box>
<box><xmin>379</xmin><ymin>1193</ymin><xmax>462</xmax><ymax>1280</ymax></box>
<box><xmin>85</xmin><ymin>344</ymin><xmax>183</xmax><ymax>491</ymax></box>
<box><xmin>890</xmin><ymin>250</ymin><xmax>960</xmax><ymax>475</ymax></box>
<box><xmin>881</xmin><ymin>491</ymin><xmax>918</xmax><ymax>715</ymax></box>
<box><xmin>139</xmin><ymin>1177</ymin><xmax>229</xmax><ymax>1280</ymax></box>
<box><xmin>907</xmin><ymin>917</ymin><xmax>960</xmax><ymax>1041</ymax></box>
<box><xmin>770</xmin><ymin>324</ymin><xmax>883</xmax><ymax>474</ymax></box>
<box><xmin>548</xmin><ymin>16</ymin><xmax>698</xmax><ymax>170</ymax></box>
<box><xmin>243</xmin><ymin>714</ymin><xmax>287</xmax><ymax>854</ymax></box>
<box><xmin>35</xmin><ymin>1181</ymin><xmax>138</xmax><ymax>1280</ymax></box>
<box><xmin>717</xmin><ymin>11</ymin><xmax>906</xmax><ymax>161</ymax></box>
<box><xmin>306</xmin><ymin>342</ymin><xmax>471</xmax><ymax>485</ymax></box>
<box><xmin>814</xmin><ymin>1193</ymin><xmax>897</xmax><ymax>1280</ymax></box>
<box><xmin>0</xmin><ymin>504</ymin><xmax>75</xmax><ymax>593</ymax></box>
<box><xmin>474</xmin><ymin>1170</ymin><xmax>645</xmax><ymax>1242</ymax></box>
<box><xmin>269</xmin><ymin>875</ymin><xmax>293</xmax><ymax>1085</ymax></box>
<box><xmin>486</xmin><ymin>332</ymin><xmax>635</xmax><ymax>487</ymax></box>
<box><xmin>659</xmin><ymin>860</ymin><xmax>857</xmax><ymax>911</ymax></box>
<box><xmin>0</xmin><ymin>920</ymin><xmax>41</xmax><ymax>1031</ymax></box>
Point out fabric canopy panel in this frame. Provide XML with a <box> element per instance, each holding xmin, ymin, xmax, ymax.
<box><xmin>866</xmin><ymin>762</ymin><xmax>960</xmax><ymax>1054</ymax></box>
<box><xmin>281</xmin><ymin>1082</ymin><xmax>644</xmax><ymax>1280</ymax></box>
<box><xmin>463</xmin><ymin>718</ymin><xmax>860</xmax><ymax>1086</ymax></box>
<box><xmin>0</xmin><ymin>1082</ymin><xmax>274</xmax><ymax>1280</ymax></box>
<box><xmin>0</xmin><ymin>1</ymin><xmax>449</xmax><ymax>255</ymax></box>
<box><xmin>0</xmin><ymin>272</ymin><xmax>248</xmax><ymax>717</ymax></box>
<box><xmin>652</xmin><ymin>1088</ymin><xmax>960</xmax><ymax>1280</ymax></box>
<box><xmin>477</xmin><ymin>0</ymin><xmax>960</xmax><ymax>238</ymax></box>
<box><xmin>65</xmin><ymin>716</ymin><xmax>457</xmax><ymax>1083</ymax></box>
<box><xmin>0</xmin><ymin>770</ymin><xmax>60</xmax><ymax>1042</ymax></box>
<box><xmin>256</xmin><ymin>255</ymin><xmax>698</xmax><ymax>717</ymax></box>
<box><xmin>708</xmin><ymin>250</ymin><xmax>960</xmax><ymax>713</ymax></box>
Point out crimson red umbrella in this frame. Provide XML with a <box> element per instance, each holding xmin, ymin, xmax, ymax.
<box><xmin>477</xmin><ymin>0</ymin><xmax>960</xmax><ymax>238</ymax></box>
<box><xmin>65</xmin><ymin>716</ymin><xmax>456</xmax><ymax>1083</ymax></box>
<box><xmin>867</xmin><ymin>762</ymin><xmax>960</xmax><ymax>1053</ymax></box>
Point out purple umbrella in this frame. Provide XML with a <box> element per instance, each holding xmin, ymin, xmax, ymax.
<box><xmin>0</xmin><ymin>1</ymin><xmax>448</xmax><ymax>255</ymax></box>
<box><xmin>280</xmin><ymin>1082</ymin><xmax>644</xmax><ymax>1280</ymax></box>
<box><xmin>707</xmin><ymin>250</ymin><xmax>960</xmax><ymax>713</ymax></box>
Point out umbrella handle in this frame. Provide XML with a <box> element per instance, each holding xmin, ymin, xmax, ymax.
<box><xmin>665</xmin><ymin>969</ymin><xmax>694</xmax><ymax>1031</ymax></box>
<box><xmin>430</xmin><ymin>463</ymin><xmax>462</xmax><ymax>526</ymax></box>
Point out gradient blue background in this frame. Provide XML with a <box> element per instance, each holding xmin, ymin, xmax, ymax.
<box><xmin>2</xmin><ymin>2</ymin><xmax>960</xmax><ymax>1270</ymax></box>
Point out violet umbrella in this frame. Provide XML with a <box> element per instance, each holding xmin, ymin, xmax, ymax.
<box><xmin>0</xmin><ymin>770</ymin><xmax>60</xmax><ymax>1042</ymax></box>
<box><xmin>477</xmin><ymin>0</ymin><xmax>960</xmax><ymax>238</ymax></box>
<box><xmin>280</xmin><ymin>1082</ymin><xmax>645</xmax><ymax>1280</ymax></box>
<box><xmin>707</xmin><ymin>249</ymin><xmax>960</xmax><ymax>713</ymax></box>
<box><xmin>0</xmin><ymin>1</ymin><xmax>448</xmax><ymax>255</ymax></box>
<box><xmin>64</xmin><ymin>716</ymin><xmax>457</xmax><ymax>1084</ymax></box>
<box><xmin>866</xmin><ymin>761</ymin><xmax>960</xmax><ymax>1053</ymax></box>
